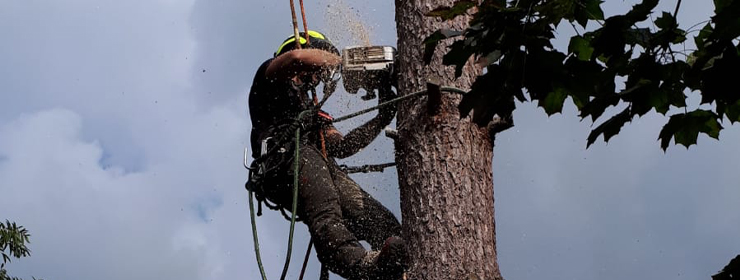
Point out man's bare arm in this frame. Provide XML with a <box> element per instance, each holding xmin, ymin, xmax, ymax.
<box><xmin>265</xmin><ymin>49</ymin><xmax>341</xmax><ymax>80</ymax></box>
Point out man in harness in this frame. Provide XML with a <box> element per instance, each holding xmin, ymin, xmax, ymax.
<box><xmin>247</xmin><ymin>30</ymin><xmax>408</xmax><ymax>280</ymax></box>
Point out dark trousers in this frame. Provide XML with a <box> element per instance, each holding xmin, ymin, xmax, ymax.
<box><xmin>261</xmin><ymin>144</ymin><xmax>401</xmax><ymax>279</ymax></box>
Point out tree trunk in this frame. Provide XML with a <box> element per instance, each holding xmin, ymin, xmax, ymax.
<box><xmin>394</xmin><ymin>1</ymin><xmax>502</xmax><ymax>280</ymax></box>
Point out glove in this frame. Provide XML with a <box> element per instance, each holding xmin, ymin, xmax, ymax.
<box><xmin>377</xmin><ymin>85</ymin><xmax>398</xmax><ymax>121</ymax></box>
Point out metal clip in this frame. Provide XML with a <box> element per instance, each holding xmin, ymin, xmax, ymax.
<box><xmin>261</xmin><ymin>137</ymin><xmax>273</xmax><ymax>156</ymax></box>
<box><xmin>243</xmin><ymin>147</ymin><xmax>250</xmax><ymax>169</ymax></box>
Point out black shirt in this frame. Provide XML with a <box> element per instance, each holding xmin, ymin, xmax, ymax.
<box><xmin>248</xmin><ymin>58</ymin><xmax>316</xmax><ymax>158</ymax></box>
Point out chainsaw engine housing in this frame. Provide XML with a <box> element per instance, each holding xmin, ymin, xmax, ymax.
<box><xmin>341</xmin><ymin>46</ymin><xmax>396</xmax><ymax>100</ymax></box>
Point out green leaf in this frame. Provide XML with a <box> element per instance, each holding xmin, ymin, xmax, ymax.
<box><xmin>651</xmin><ymin>12</ymin><xmax>688</xmax><ymax>48</ymax></box>
<box><xmin>580</xmin><ymin>92</ymin><xmax>620</xmax><ymax>121</ymax></box>
<box><xmin>574</xmin><ymin>0</ymin><xmax>605</xmax><ymax>27</ymax></box>
<box><xmin>427</xmin><ymin>0</ymin><xmax>477</xmax><ymax>20</ymax></box>
<box><xmin>575</xmin><ymin>9</ymin><xmax>589</xmax><ymax>27</ymax></box>
<box><xmin>658</xmin><ymin>110</ymin><xmax>723</xmax><ymax>150</ymax></box>
<box><xmin>478</xmin><ymin>50</ymin><xmax>502</xmax><ymax>67</ymax></box>
<box><xmin>625</xmin><ymin>0</ymin><xmax>659</xmax><ymax>24</ymax></box>
<box><xmin>654</xmin><ymin>12</ymin><xmax>675</xmax><ymax>29</ymax></box>
<box><xmin>539</xmin><ymin>89</ymin><xmax>568</xmax><ymax>115</ymax></box>
<box><xmin>621</xmin><ymin>79</ymin><xmax>659</xmax><ymax>116</ymax></box>
<box><xmin>585</xmin><ymin>0</ymin><xmax>605</xmax><ymax>20</ymax></box>
<box><xmin>562</xmin><ymin>56</ymin><xmax>612</xmax><ymax>109</ymax></box>
<box><xmin>458</xmin><ymin>66</ymin><xmax>516</xmax><ymax>127</ymax></box>
<box><xmin>709</xmin><ymin>0</ymin><xmax>740</xmax><ymax>41</ymax></box>
<box><xmin>535</xmin><ymin>0</ymin><xmax>574</xmax><ymax>26</ymax></box>
<box><xmin>459</xmin><ymin>70</ymin><xmax>496</xmax><ymax>119</ymax></box>
<box><xmin>523</xmin><ymin>50</ymin><xmax>567</xmax><ymax>100</ymax></box>
<box><xmin>719</xmin><ymin>100</ymin><xmax>740</xmax><ymax>123</ymax></box>
<box><xmin>693</xmin><ymin>23</ymin><xmax>714</xmax><ymax>52</ymax></box>
<box><xmin>472</xmin><ymin>92</ymin><xmax>514</xmax><ymax>126</ymax></box>
<box><xmin>648</xmin><ymin>89</ymin><xmax>670</xmax><ymax>114</ymax></box>
<box><xmin>587</xmin><ymin>107</ymin><xmax>632</xmax><ymax>148</ymax></box>
<box><xmin>714</xmin><ymin>0</ymin><xmax>732</xmax><ymax>13</ymax></box>
<box><xmin>727</xmin><ymin>104</ymin><xmax>740</xmax><ymax>123</ymax></box>
<box><xmin>698</xmin><ymin>44</ymin><xmax>740</xmax><ymax>106</ymax></box>
<box><xmin>423</xmin><ymin>29</ymin><xmax>464</xmax><ymax>64</ymax></box>
<box><xmin>590</xmin><ymin>16</ymin><xmax>630</xmax><ymax>60</ymax></box>
<box><xmin>660</xmin><ymin>61</ymin><xmax>689</xmax><ymax>109</ymax></box>
<box><xmin>568</xmin><ymin>36</ymin><xmax>594</xmax><ymax>61</ymax></box>
<box><xmin>625</xmin><ymin>28</ymin><xmax>652</xmax><ymax>48</ymax></box>
<box><xmin>443</xmin><ymin>40</ymin><xmax>475</xmax><ymax>77</ymax></box>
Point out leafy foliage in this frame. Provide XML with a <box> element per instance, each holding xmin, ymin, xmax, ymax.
<box><xmin>0</xmin><ymin>221</ymin><xmax>37</xmax><ymax>280</ymax></box>
<box><xmin>425</xmin><ymin>0</ymin><xmax>740</xmax><ymax>150</ymax></box>
<box><xmin>713</xmin><ymin>254</ymin><xmax>740</xmax><ymax>280</ymax></box>
<box><xmin>0</xmin><ymin>221</ymin><xmax>30</xmax><ymax>268</ymax></box>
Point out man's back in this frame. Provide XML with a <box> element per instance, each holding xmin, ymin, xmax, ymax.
<box><xmin>248</xmin><ymin>58</ymin><xmax>307</xmax><ymax>158</ymax></box>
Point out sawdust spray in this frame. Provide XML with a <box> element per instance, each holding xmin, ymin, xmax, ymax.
<box><xmin>323</xmin><ymin>0</ymin><xmax>372</xmax><ymax>47</ymax></box>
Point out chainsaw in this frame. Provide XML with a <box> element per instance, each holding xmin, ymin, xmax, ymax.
<box><xmin>340</xmin><ymin>45</ymin><xmax>397</xmax><ymax>100</ymax></box>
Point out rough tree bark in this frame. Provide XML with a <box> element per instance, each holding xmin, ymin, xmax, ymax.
<box><xmin>394</xmin><ymin>1</ymin><xmax>503</xmax><ymax>280</ymax></box>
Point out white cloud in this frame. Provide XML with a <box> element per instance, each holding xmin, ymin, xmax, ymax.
<box><xmin>0</xmin><ymin>103</ymin><xmax>292</xmax><ymax>280</ymax></box>
<box><xmin>0</xmin><ymin>109</ymin><xmax>202</xmax><ymax>279</ymax></box>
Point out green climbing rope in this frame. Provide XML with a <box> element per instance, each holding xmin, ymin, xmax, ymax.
<box><xmin>280</xmin><ymin>109</ymin><xmax>312</xmax><ymax>280</ymax></box>
<box><xmin>249</xmin><ymin>190</ymin><xmax>269</xmax><ymax>280</ymax></box>
<box><xmin>248</xmin><ymin>86</ymin><xmax>467</xmax><ymax>280</ymax></box>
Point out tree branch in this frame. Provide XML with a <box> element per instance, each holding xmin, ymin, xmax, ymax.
<box><xmin>673</xmin><ymin>0</ymin><xmax>682</xmax><ymax>18</ymax></box>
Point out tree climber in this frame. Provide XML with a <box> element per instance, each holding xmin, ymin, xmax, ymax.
<box><xmin>247</xmin><ymin>30</ymin><xmax>408</xmax><ymax>280</ymax></box>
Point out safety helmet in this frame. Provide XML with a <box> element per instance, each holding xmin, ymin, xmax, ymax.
<box><xmin>274</xmin><ymin>30</ymin><xmax>339</xmax><ymax>57</ymax></box>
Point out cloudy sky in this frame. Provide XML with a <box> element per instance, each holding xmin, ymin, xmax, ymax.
<box><xmin>0</xmin><ymin>1</ymin><xmax>737</xmax><ymax>280</ymax></box>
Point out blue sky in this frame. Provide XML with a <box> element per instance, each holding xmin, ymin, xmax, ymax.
<box><xmin>0</xmin><ymin>1</ymin><xmax>738</xmax><ymax>280</ymax></box>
